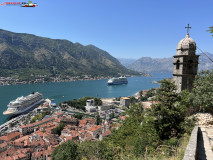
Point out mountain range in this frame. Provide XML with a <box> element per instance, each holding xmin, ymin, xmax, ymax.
<box><xmin>118</xmin><ymin>53</ymin><xmax>213</xmax><ymax>73</ymax></box>
<box><xmin>0</xmin><ymin>29</ymin><xmax>139</xmax><ymax>81</ymax></box>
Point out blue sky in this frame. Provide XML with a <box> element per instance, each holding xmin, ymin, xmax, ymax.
<box><xmin>0</xmin><ymin>0</ymin><xmax>213</xmax><ymax>59</ymax></box>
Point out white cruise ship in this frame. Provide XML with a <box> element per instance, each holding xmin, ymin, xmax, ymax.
<box><xmin>3</xmin><ymin>92</ymin><xmax>44</xmax><ymax>116</ymax></box>
<box><xmin>107</xmin><ymin>76</ymin><xmax>128</xmax><ymax>85</ymax></box>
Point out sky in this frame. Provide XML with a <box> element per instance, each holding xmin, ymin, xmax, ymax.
<box><xmin>0</xmin><ymin>0</ymin><xmax>213</xmax><ymax>59</ymax></box>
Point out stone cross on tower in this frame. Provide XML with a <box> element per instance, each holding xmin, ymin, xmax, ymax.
<box><xmin>185</xmin><ymin>24</ymin><xmax>191</xmax><ymax>34</ymax></box>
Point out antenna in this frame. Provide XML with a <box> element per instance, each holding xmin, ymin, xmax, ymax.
<box><xmin>197</xmin><ymin>46</ymin><xmax>213</xmax><ymax>64</ymax></box>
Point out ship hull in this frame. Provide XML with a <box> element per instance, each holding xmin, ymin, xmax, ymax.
<box><xmin>107</xmin><ymin>82</ymin><xmax>128</xmax><ymax>85</ymax></box>
<box><xmin>3</xmin><ymin>99</ymin><xmax>44</xmax><ymax>116</ymax></box>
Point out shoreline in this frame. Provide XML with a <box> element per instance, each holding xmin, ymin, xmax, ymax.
<box><xmin>0</xmin><ymin>74</ymin><xmax>150</xmax><ymax>86</ymax></box>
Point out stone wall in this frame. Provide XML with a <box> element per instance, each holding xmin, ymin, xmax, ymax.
<box><xmin>182</xmin><ymin>125</ymin><xmax>198</xmax><ymax>160</ymax></box>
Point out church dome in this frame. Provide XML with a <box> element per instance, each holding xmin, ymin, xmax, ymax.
<box><xmin>176</xmin><ymin>33</ymin><xmax>196</xmax><ymax>55</ymax></box>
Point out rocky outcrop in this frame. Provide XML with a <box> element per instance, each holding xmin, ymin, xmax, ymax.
<box><xmin>193</xmin><ymin>113</ymin><xmax>213</xmax><ymax>126</ymax></box>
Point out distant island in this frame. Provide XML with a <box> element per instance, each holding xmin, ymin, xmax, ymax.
<box><xmin>0</xmin><ymin>29</ymin><xmax>145</xmax><ymax>85</ymax></box>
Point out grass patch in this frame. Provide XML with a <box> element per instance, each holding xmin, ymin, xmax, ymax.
<box><xmin>146</xmin><ymin>133</ymin><xmax>190</xmax><ymax>160</ymax></box>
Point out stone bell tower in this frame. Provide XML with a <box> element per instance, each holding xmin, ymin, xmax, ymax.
<box><xmin>173</xmin><ymin>24</ymin><xmax>199</xmax><ymax>93</ymax></box>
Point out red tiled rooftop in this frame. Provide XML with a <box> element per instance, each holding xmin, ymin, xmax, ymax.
<box><xmin>85</xmin><ymin>132</ymin><xmax>92</xmax><ymax>141</ymax></box>
<box><xmin>0</xmin><ymin>136</ymin><xmax>7</xmax><ymax>141</ymax></box>
<box><xmin>0</xmin><ymin>132</ymin><xmax>21</xmax><ymax>141</ymax></box>
<box><xmin>16</xmin><ymin>152</ymin><xmax>27</xmax><ymax>159</ymax></box>
<box><xmin>65</xmin><ymin>136</ymin><xmax>73</xmax><ymax>141</ymax></box>
<box><xmin>0</xmin><ymin>142</ymin><xmax>7</xmax><ymax>148</ymax></box>
<box><xmin>87</xmin><ymin>125</ymin><xmax>102</xmax><ymax>132</ymax></box>
<box><xmin>55</xmin><ymin>112</ymin><xmax>64</xmax><ymax>116</ymax></box>
<box><xmin>14</xmin><ymin>135</ymin><xmax>29</xmax><ymax>143</ymax></box>
<box><xmin>20</xmin><ymin>117</ymin><xmax>55</xmax><ymax>129</ymax></box>
<box><xmin>79</xmin><ymin>120</ymin><xmax>87</xmax><ymax>124</ymax></box>
<box><xmin>120</xmin><ymin>116</ymin><xmax>126</xmax><ymax>120</ymax></box>
<box><xmin>102</xmin><ymin>129</ymin><xmax>111</xmax><ymax>137</ymax></box>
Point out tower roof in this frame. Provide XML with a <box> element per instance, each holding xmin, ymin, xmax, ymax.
<box><xmin>176</xmin><ymin>33</ymin><xmax>196</xmax><ymax>55</ymax></box>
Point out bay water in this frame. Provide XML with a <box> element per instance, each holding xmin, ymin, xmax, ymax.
<box><xmin>0</xmin><ymin>73</ymin><xmax>172</xmax><ymax>125</ymax></box>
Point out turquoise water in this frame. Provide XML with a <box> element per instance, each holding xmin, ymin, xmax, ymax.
<box><xmin>0</xmin><ymin>73</ymin><xmax>172</xmax><ymax>125</ymax></box>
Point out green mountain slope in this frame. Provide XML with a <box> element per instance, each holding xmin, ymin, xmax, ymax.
<box><xmin>0</xmin><ymin>29</ymin><xmax>139</xmax><ymax>80</ymax></box>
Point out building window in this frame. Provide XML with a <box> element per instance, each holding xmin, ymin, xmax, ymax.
<box><xmin>187</xmin><ymin>60</ymin><xmax>193</xmax><ymax>74</ymax></box>
<box><xmin>176</xmin><ymin>60</ymin><xmax>180</xmax><ymax>69</ymax></box>
<box><xmin>187</xmin><ymin>60</ymin><xmax>193</xmax><ymax>69</ymax></box>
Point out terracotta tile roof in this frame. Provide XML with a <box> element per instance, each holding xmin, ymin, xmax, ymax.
<box><xmin>0</xmin><ymin>136</ymin><xmax>7</xmax><ymax>141</ymax></box>
<box><xmin>24</xmin><ymin>139</ymin><xmax>31</xmax><ymax>147</ymax></box>
<box><xmin>0</xmin><ymin>147</ymin><xmax>17</xmax><ymax>157</ymax></box>
<box><xmin>65</xmin><ymin>136</ymin><xmax>72</xmax><ymax>141</ymax></box>
<box><xmin>0</xmin><ymin>142</ymin><xmax>7</xmax><ymax>148</ymax></box>
<box><xmin>34</xmin><ymin>130</ymin><xmax>45</xmax><ymax>137</ymax></box>
<box><xmin>85</xmin><ymin>132</ymin><xmax>92</xmax><ymax>141</ymax></box>
<box><xmin>14</xmin><ymin>135</ymin><xmax>29</xmax><ymax>143</ymax></box>
<box><xmin>102</xmin><ymin>129</ymin><xmax>111</xmax><ymax>137</ymax></box>
<box><xmin>0</xmin><ymin>147</ymin><xmax>31</xmax><ymax>160</ymax></box>
<box><xmin>32</xmin><ymin>150</ymin><xmax>46</xmax><ymax>158</ymax></box>
<box><xmin>70</xmin><ymin>130</ymin><xmax>80</xmax><ymax>137</ymax></box>
<box><xmin>55</xmin><ymin>112</ymin><xmax>64</xmax><ymax>116</ymax></box>
<box><xmin>87</xmin><ymin>125</ymin><xmax>102</xmax><ymax>132</ymax></box>
<box><xmin>20</xmin><ymin>117</ymin><xmax>55</xmax><ymax>129</ymax></box>
<box><xmin>40</xmin><ymin>122</ymin><xmax>57</xmax><ymax>129</ymax></box>
<box><xmin>79</xmin><ymin>123</ymin><xmax>86</xmax><ymax>128</ymax></box>
<box><xmin>79</xmin><ymin>119</ymin><xmax>87</xmax><ymax>124</ymax></box>
<box><xmin>78</xmin><ymin>130</ymin><xmax>86</xmax><ymax>134</ymax></box>
<box><xmin>120</xmin><ymin>116</ymin><xmax>126</xmax><ymax>120</ymax></box>
<box><xmin>0</xmin><ymin>132</ymin><xmax>21</xmax><ymax>142</ymax></box>
<box><xmin>83</xmin><ymin>118</ymin><xmax>96</xmax><ymax>125</ymax></box>
<box><xmin>16</xmin><ymin>152</ymin><xmax>27</xmax><ymax>159</ymax></box>
<box><xmin>30</xmin><ymin>136</ymin><xmax>46</xmax><ymax>147</ymax></box>
<box><xmin>5</xmin><ymin>156</ymin><xmax>13</xmax><ymax>160</ymax></box>
<box><xmin>9</xmin><ymin>141</ymin><xmax>24</xmax><ymax>147</ymax></box>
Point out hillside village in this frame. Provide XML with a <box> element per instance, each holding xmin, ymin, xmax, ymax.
<box><xmin>0</xmin><ymin>75</ymin><xmax>111</xmax><ymax>86</ymax></box>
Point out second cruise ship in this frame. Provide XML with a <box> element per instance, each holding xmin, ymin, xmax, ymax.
<box><xmin>107</xmin><ymin>76</ymin><xmax>128</xmax><ymax>85</ymax></box>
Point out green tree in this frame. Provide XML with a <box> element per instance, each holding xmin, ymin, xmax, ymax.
<box><xmin>51</xmin><ymin>140</ymin><xmax>80</xmax><ymax>160</ymax></box>
<box><xmin>114</xmin><ymin>97</ymin><xmax>121</xmax><ymax>101</ymax></box>
<box><xmin>146</xmin><ymin>88</ymin><xmax>155</xmax><ymax>98</ymax></box>
<box><xmin>207</xmin><ymin>26</ymin><xmax>213</xmax><ymax>36</ymax></box>
<box><xmin>189</xmin><ymin>70</ymin><xmax>213</xmax><ymax>112</ymax></box>
<box><xmin>79</xmin><ymin>140</ymin><xmax>115</xmax><ymax>160</ymax></box>
<box><xmin>132</xmin><ymin>114</ymin><xmax>160</xmax><ymax>156</ymax></box>
<box><xmin>109</xmin><ymin>113</ymin><xmax>115</xmax><ymax>119</ymax></box>
<box><xmin>128</xmin><ymin>103</ymin><xmax>144</xmax><ymax>123</ymax></box>
<box><xmin>109</xmin><ymin>103</ymin><xmax>144</xmax><ymax>148</ymax></box>
<box><xmin>152</xmin><ymin>79</ymin><xmax>186</xmax><ymax>140</ymax></box>
<box><xmin>94</xmin><ymin>97</ymin><xmax>102</xmax><ymax>106</ymax></box>
<box><xmin>139</xmin><ymin>90</ymin><xmax>147</xmax><ymax>101</ymax></box>
<box><xmin>53</xmin><ymin>123</ymin><xmax>65</xmax><ymax>136</ymax></box>
<box><xmin>96</xmin><ymin>115</ymin><xmax>102</xmax><ymax>125</ymax></box>
<box><xmin>64</xmin><ymin>96</ymin><xmax>102</xmax><ymax>112</ymax></box>
<box><xmin>74</xmin><ymin>114</ymin><xmax>83</xmax><ymax>119</ymax></box>
<box><xmin>129</xmin><ymin>96</ymin><xmax>137</xmax><ymax>104</ymax></box>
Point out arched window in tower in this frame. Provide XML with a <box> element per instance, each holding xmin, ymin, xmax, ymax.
<box><xmin>176</xmin><ymin>60</ymin><xmax>180</xmax><ymax>69</ymax></box>
<box><xmin>187</xmin><ymin>60</ymin><xmax>193</xmax><ymax>74</ymax></box>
